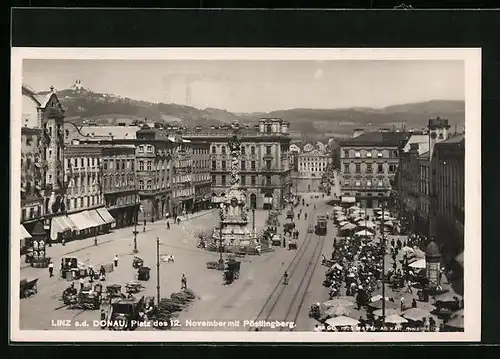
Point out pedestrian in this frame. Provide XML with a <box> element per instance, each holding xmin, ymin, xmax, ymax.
<box><xmin>143</xmin><ymin>219</ymin><xmax>147</xmax><ymax>232</ymax></box>
<box><xmin>177</xmin><ymin>217</ymin><xmax>181</xmax><ymax>225</ymax></box>
<box><xmin>166</xmin><ymin>221</ymin><xmax>170</xmax><ymax>230</ymax></box>
<box><xmin>88</xmin><ymin>265</ymin><xmax>95</xmax><ymax>283</ymax></box>
<box><xmin>411</xmin><ymin>298</ymin><xmax>417</xmax><ymax>308</ymax></box>
<box><xmin>100</xmin><ymin>309</ymin><xmax>107</xmax><ymax>329</ymax></box>
<box><xmin>114</xmin><ymin>255</ymin><xmax>118</xmax><ymax>268</ymax></box>
<box><xmin>79</xmin><ymin>277</ymin><xmax>85</xmax><ymax>290</ymax></box>
<box><xmin>405</xmin><ymin>281</ymin><xmax>413</xmax><ymax>294</ymax></box>
<box><xmin>48</xmin><ymin>261</ymin><xmax>54</xmax><ymax>277</ymax></box>
<box><xmin>61</xmin><ymin>238</ymin><xmax>66</xmax><ymax>246</ymax></box>
<box><xmin>181</xmin><ymin>273</ymin><xmax>187</xmax><ymax>290</ymax></box>
<box><xmin>400</xmin><ymin>297</ymin><xmax>405</xmax><ymax>312</ymax></box>
<box><xmin>305</xmin><ymin>213</ymin><xmax>308</xmax><ymax>220</ymax></box>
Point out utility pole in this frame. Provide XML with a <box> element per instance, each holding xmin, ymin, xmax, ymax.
<box><xmin>133</xmin><ymin>184</ymin><xmax>139</xmax><ymax>253</ymax></box>
<box><xmin>219</xmin><ymin>224</ymin><xmax>224</xmax><ymax>266</ymax></box>
<box><xmin>252</xmin><ymin>208</ymin><xmax>256</xmax><ymax>236</ymax></box>
<box><xmin>156</xmin><ymin>237</ymin><xmax>160</xmax><ymax>307</ymax></box>
<box><xmin>381</xmin><ymin>199</ymin><xmax>386</xmax><ymax>327</ymax></box>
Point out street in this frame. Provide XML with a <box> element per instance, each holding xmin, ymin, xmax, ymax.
<box><xmin>20</xmin><ymin>195</ymin><xmax>332</xmax><ymax>332</ymax></box>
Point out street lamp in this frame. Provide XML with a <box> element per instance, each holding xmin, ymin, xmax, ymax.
<box><xmin>252</xmin><ymin>208</ymin><xmax>256</xmax><ymax>239</ymax></box>
<box><xmin>380</xmin><ymin>199</ymin><xmax>387</xmax><ymax>327</ymax></box>
<box><xmin>218</xmin><ymin>225</ymin><xmax>224</xmax><ymax>266</ymax></box>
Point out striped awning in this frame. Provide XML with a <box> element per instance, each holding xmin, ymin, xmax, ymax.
<box><xmin>68</xmin><ymin>212</ymin><xmax>98</xmax><ymax>230</ymax></box>
<box><xmin>20</xmin><ymin>225</ymin><xmax>32</xmax><ymax>239</ymax></box>
<box><xmin>96</xmin><ymin>207</ymin><xmax>116</xmax><ymax>225</ymax></box>
<box><xmin>86</xmin><ymin>210</ymin><xmax>107</xmax><ymax>226</ymax></box>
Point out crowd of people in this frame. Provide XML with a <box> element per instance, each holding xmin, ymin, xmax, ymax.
<box><xmin>308</xmin><ymin>203</ymin><xmax>456</xmax><ymax>333</ymax></box>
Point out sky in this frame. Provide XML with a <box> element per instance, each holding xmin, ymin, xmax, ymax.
<box><xmin>23</xmin><ymin>59</ymin><xmax>464</xmax><ymax>113</ymax></box>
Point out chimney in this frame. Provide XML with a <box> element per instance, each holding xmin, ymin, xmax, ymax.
<box><xmin>353</xmin><ymin>128</ymin><xmax>365</xmax><ymax>138</ymax></box>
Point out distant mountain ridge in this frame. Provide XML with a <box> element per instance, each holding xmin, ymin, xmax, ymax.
<box><xmin>41</xmin><ymin>87</ymin><xmax>465</xmax><ymax>136</ymax></box>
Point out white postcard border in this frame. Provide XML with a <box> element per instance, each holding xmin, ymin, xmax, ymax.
<box><xmin>10</xmin><ymin>47</ymin><xmax>481</xmax><ymax>343</ymax></box>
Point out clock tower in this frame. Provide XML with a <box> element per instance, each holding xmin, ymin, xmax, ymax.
<box><xmin>428</xmin><ymin>117</ymin><xmax>450</xmax><ymax>158</ymax></box>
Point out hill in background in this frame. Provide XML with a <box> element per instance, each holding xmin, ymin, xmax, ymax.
<box><xmin>42</xmin><ymin>87</ymin><xmax>465</xmax><ymax>138</ymax></box>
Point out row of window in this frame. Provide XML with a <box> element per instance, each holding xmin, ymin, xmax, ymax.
<box><xmin>173</xmin><ymin>187</ymin><xmax>195</xmax><ymax>198</ymax></box>
<box><xmin>102</xmin><ymin>174</ymin><xmax>135</xmax><ymax>189</ymax></box>
<box><xmin>68</xmin><ymin>157</ymin><xmax>100</xmax><ymax>168</ymax></box>
<box><xmin>343</xmin><ymin>179</ymin><xmax>387</xmax><ymax>187</ymax></box>
<box><xmin>68</xmin><ymin>195</ymin><xmax>102</xmax><ymax>210</ymax></box>
<box><xmin>211</xmin><ymin>144</ymin><xmax>277</xmax><ymax>156</ymax></box>
<box><xmin>343</xmin><ymin>150</ymin><xmax>398</xmax><ymax>159</ymax></box>
<box><xmin>211</xmin><ymin>174</ymin><xmax>274</xmax><ymax>186</ymax></box>
<box><xmin>21</xmin><ymin>206</ymin><xmax>41</xmax><ymax>221</ymax></box>
<box><xmin>343</xmin><ymin>163</ymin><xmax>397</xmax><ymax>174</ymax></box>
<box><xmin>105</xmin><ymin>194</ymin><xmax>137</xmax><ymax>208</ymax></box>
<box><xmin>211</xmin><ymin>160</ymin><xmax>276</xmax><ymax>171</ymax></box>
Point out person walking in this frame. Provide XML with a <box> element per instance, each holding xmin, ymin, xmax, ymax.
<box><xmin>166</xmin><ymin>221</ymin><xmax>170</xmax><ymax>230</ymax></box>
<box><xmin>100</xmin><ymin>309</ymin><xmax>107</xmax><ymax>329</ymax></box>
<box><xmin>181</xmin><ymin>274</ymin><xmax>187</xmax><ymax>290</ymax></box>
<box><xmin>79</xmin><ymin>277</ymin><xmax>85</xmax><ymax>290</ymax></box>
<box><xmin>400</xmin><ymin>297</ymin><xmax>405</xmax><ymax>312</ymax></box>
<box><xmin>48</xmin><ymin>261</ymin><xmax>54</xmax><ymax>277</ymax></box>
<box><xmin>114</xmin><ymin>255</ymin><xmax>118</xmax><ymax>268</ymax></box>
<box><xmin>411</xmin><ymin>298</ymin><xmax>417</xmax><ymax>308</ymax></box>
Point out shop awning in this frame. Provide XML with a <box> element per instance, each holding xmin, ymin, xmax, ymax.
<box><xmin>342</xmin><ymin>196</ymin><xmax>356</xmax><ymax>203</ymax></box>
<box><xmin>20</xmin><ymin>225</ymin><xmax>32</xmax><ymax>239</ymax></box>
<box><xmin>50</xmin><ymin>215</ymin><xmax>77</xmax><ymax>240</ymax></box>
<box><xmin>86</xmin><ymin>209</ymin><xmax>108</xmax><ymax>226</ymax></box>
<box><xmin>96</xmin><ymin>207</ymin><xmax>116</xmax><ymax>225</ymax></box>
<box><xmin>68</xmin><ymin>212</ymin><xmax>97</xmax><ymax>230</ymax></box>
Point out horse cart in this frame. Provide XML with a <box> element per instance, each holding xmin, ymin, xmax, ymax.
<box><xmin>223</xmin><ymin>260</ymin><xmax>241</xmax><ymax>285</ymax></box>
<box><xmin>20</xmin><ymin>278</ymin><xmax>38</xmax><ymax>298</ymax></box>
<box><xmin>62</xmin><ymin>283</ymin><xmax>102</xmax><ymax>310</ymax></box>
<box><xmin>125</xmin><ymin>281</ymin><xmax>144</xmax><ymax>294</ymax></box>
<box><xmin>132</xmin><ymin>256</ymin><xmax>144</xmax><ymax>269</ymax></box>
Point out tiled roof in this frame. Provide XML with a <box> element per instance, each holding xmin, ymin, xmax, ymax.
<box><xmin>402</xmin><ymin>134</ymin><xmax>428</xmax><ymax>153</ymax></box>
<box><xmin>33</xmin><ymin>93</ymin><xmax>54</xmax><ymax>108</ymax></box>
<box><xmin>80</xmin><ymin>126</ymin><xmax>139</xmax><ymax>140</ymax></box>
<box><xmin>341</xmin><ymin>131</ymin><xmax>410</xmax><ymax>147</ymax></box>
<box><xmin>439</xmin><ymin>133</ymin><xmax>465</xmax><ymax>144</ymax></box>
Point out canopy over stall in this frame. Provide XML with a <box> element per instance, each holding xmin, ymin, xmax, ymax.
<box><xmin>21</xmin><ymin>225</ymin><xmax>32</xmax><ymax>239</ymax></box>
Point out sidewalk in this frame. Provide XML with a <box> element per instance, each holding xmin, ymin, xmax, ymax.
<box><xmin>20</xmin><ymin>208</ymin><xmax>217</xmax><ymax>270</ymax></box>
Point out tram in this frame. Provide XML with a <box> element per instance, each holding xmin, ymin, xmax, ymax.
<box><xmin>315</xmin><ymin>214</ymin><xmax>328</xmax><ymax>236</ymax></box>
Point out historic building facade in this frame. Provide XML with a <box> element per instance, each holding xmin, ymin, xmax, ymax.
<box><xmin>171</xmin><ymin>139</ymin><xmax>195</xmax><ymax>216</ymax></box>
<box><xmin>397</xmin><ymin>118</ymin><xmax>451</xmax><ymax>236</ymax></box>
<box><xmin>101</xmin><ymin>144</ymin><xmax>139</xmax><ymax>228</ymax></box>
<box><xmin>20</xmin><ymin>127</ymin><xmax>45</xmax><ymax>224</ymax></box>
<box><xmin>339</xmin><ymin>129</ymin><xmax>409</xmax><ymax>208</ymax></box>
<box><xmin>20</xmin><ymin>85</ymin><xmax>68</xmax><ymax>237</ymax></box>
<box><xmin>134</xmin><ymin>126</ymin><xmax>176</xmax><ymax>222</ymax></box>
<box><xmin>184</xmin><ymin>118</ymin><xmax>292</xmax><ymax>210</ymax></box>
<box><xmin>190</xmin><ymin>140</ymin><xmax>211</xmax><ymax>212</ymax></box>
<box><xmin>292</xmin><ymin>149</ymin><xmax>329</xmax><ymax>193</ymax></box>
<box><xmin>432</xmin><ymin>134</ymin><xmax>465</xmax><ymax>262</ymax></box>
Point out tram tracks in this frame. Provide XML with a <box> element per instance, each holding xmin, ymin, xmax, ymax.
<box><xmin>249</xmin><ymin>215</ymin><xmax>322</xmax><ymax>331</ymax></box>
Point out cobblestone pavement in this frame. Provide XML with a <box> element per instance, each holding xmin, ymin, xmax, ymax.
<box><xmin>19</xmin><ymin>209</ymin><xmax>222</xmax><ymax>330</ymax></box>
<box><xmin>175</xmin><ymin>195</ymin><xmax>329</xmax><ymax>332</ymax></box>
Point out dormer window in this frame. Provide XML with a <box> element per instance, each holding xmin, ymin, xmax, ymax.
<box><xmin>138</xmin><ymin>145</ymin><xmax>144</xmax><ymax>153</ymax></box>
<box><xmin>355</xmin><ymin>152</ymin><xmax>360</xmax><ymax>158</ymax></box>
<box><xmin>377</xmin><ymin>152</ymin><xmax>383</xmax><ymax>158</ymax></box>
<box><xmin>147</xmin><ymin>145</ymin><xmax>153</xmax><ymax>153</ymax></box>
<box><xmin>366</xmin><ymin>152</ymin><xmax>372</xmax><ymax>158</ymax></box>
